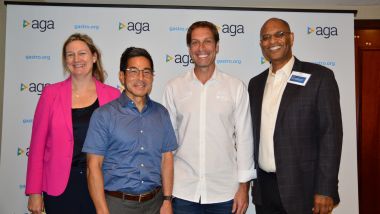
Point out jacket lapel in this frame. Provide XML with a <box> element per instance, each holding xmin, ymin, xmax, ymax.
<box><xmin>60</xmin><ymin>77</ymin><xmax>73</xmax><ymax>139</ymax></box>
<box><xmin>94</xmin><ymin>78</ymin><xmax>108</xmax><ymax>106</ymax></box>
<box><xmin>275</xmin><ymin>57</ymin><xmax>303</xmax><ymax>128</ymax></box>
<box><xmin>253</xmin><ymin>70</ymin><xmax>269</xmax><ymax>162</ymax></box>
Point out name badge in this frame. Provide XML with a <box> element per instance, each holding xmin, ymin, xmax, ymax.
<box><xmin>287</xmin><ymin>71</ymin><xmax>311</xmax><ymax>86</ymax></box>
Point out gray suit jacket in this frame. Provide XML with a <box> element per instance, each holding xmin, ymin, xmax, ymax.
<box><xmin>248</xmin><ymin>57</ymin><xmax>343</xmax><ymax>214</ymax></box>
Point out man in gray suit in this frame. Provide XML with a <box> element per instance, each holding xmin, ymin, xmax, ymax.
<box><xmin>248</xmin><ymin>18</ymin><xmax>343</xmax><ymax>214</ymax></box>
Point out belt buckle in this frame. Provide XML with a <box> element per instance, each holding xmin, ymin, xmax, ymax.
<box><xmin>139</xmin><ymin>194</ymin><xmax>142</xmax><ymax>202</ymax></box>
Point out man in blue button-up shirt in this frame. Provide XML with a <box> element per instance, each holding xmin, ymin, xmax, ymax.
<box><xmin>83</xmin><ymin>47</ymin><xmax>178</xmax><ymax>214</ymax></box>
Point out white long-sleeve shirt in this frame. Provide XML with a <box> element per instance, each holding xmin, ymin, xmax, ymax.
<box><xmin>162</xmin><ymin>67</ymin><xmax>256</xmax><ymax>204</ymax></box>
<box><xmin>259</xmin><ymin>56</ymin><xmax>294</xmax><ymax>172</ymax></box>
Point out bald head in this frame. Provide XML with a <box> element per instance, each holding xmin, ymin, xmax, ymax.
<box><xmin>260</xmin><ymin>18</ymin><xmax>291</xmax><ymax>36</ymax></box>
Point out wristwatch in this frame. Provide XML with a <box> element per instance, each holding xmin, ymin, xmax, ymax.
<box><xmin>163</xmin><ymin>195</ymin><xmax>174</xmax><ymax>201</ymax></box>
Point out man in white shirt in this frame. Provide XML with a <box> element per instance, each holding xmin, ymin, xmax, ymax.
<box><xmin>162</xmin><ymin>21</ymin><xmax>256</xmax><ymax>214</ymax></box>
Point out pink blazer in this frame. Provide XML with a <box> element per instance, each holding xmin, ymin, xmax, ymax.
<box><xmin>25</xmin><ymin>77</ymin><xmax>120</xmax><ymax>196</ymax></box>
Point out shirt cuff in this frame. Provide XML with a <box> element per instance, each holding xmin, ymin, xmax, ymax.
<box><xmin>161</xmin><ymin>143</ymin><xmax>178</xmax><ymax>153</ymax></box>
<box><xmin>238</xmin><ymin>169</ymin><xmax>257</xmax><ymax>182</ymax></box>
<box><xmin>82</xmin><ymin>147</ymin><xmax>106</xmax><ymax>156</ymax></box>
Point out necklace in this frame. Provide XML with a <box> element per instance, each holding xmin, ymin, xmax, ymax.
<box><xmin>72</xmin><ymin>80</ymin><xmax>95</xmax><ymax>98</ymax></box>
<box><xmin>74</xmin><ymin>90</ymin><xmax>87</xmax><ymax>98</ymax></box>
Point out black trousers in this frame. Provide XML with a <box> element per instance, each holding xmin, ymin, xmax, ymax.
<box><xmin>43</xmin><ymin>167</ymin><xmax>96</xmax><ymax>214</ymax></box>
<box><xmin>255</xmin><ymin>169</ymin><xmax>287</xmax><ymax>214</ymax></box>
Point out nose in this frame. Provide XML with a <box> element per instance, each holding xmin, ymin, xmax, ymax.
<box><xmin>136</xmin><ymin>70</ymin><xmax>144</xmax><ymax>80</ymax></box>
<box><xmin>199</xmin><ymin>41</ymin><xmax>206</xmax><ymax>51</ymax></box>
<box><xmin>268</xmin><ymin>34</ymin><xmax>277</xmax><ymax>44</ymax></box>
<box><xmin>74</xmin><ymin>53</ymin><xmax>79</xmax><ymax>62</ymax></box>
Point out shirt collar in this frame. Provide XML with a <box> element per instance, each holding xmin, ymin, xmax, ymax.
<box><xmin>269</xmin><ymin>55</ymin><xmax>295</xmax><ymax>77</ymax></box>
<box><xmin>187</xmin><ymin>66</ymin><xmax>223</xmax><ymax>84</ymax></box>
<box><xmin>118</xmin><ymin>90</ymin><xmax>151</xmax><ymax>107</ymax></box>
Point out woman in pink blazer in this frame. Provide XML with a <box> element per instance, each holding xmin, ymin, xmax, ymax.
<box><xmin>25</xmin><ymin>34</ymin><xmax>120</xmax><ymax>214</ymax></box>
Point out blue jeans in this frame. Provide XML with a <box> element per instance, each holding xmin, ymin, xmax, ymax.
<box><xmin>172</xmin><ymin>197</ymin><xmax>235</xmax><ymax>214</ymax></box>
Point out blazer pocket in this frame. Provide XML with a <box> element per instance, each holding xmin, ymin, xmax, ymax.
<box><xmin>43</xmin><ymin>150</ymin><xmax>50</xmax><ymax>161</ymax></box>
<box><xmin>299</xmin><ymin>160</ymin><xmax>317</xmax><ymax>172</ymax></box>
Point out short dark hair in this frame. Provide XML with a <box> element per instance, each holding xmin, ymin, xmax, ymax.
<box><xmin>186</xmin><ymin>21</ymin><xmax>220</xmax><ymax>47</ymax></box>
<box><xmin>260</xmin><ymin>18</ymin><xmax>291</xmax><ymax>36</ymax></box>
<box><xmin>119</xmin><ymin>47</ymin><xmax>154</xmax><ymax>72</ymax></box>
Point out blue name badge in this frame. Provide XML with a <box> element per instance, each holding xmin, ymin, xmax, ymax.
<box><xmin>287</xmin><ymin>71</ymin><xmax>311</xmax><ymax>86</ymax></box>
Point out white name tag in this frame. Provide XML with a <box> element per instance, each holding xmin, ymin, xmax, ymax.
<box><xmin>287</xmin><ymin>71</ymin><xmax>311</xmax><ymax>86</ymax></box>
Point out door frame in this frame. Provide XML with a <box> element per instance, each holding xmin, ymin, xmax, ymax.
<box><xmin>354</xmin><ymin>19</ymin><xmax>380</xmax><ymax>214</ymax></box>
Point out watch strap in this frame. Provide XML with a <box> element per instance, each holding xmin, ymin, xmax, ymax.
<box><xmin>163</xmin><ymin>196</ymin><xmax>173</xmax><ymax>201</ymax></box>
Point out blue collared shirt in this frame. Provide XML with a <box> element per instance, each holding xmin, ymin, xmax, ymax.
<box><xmin>82</xmin><ymin>92</ymin><xmax>178</xmax><ymax>194</ymax></box>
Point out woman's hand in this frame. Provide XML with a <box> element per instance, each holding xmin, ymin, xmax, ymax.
<box><xmin>27</xmin><ymin>194</ymin><xmax>44</xmax><ymax>214</ymax></box>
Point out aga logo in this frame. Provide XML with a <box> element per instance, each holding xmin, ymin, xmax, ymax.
<box><xmin>308</xmin><ymin>26</ymin><xmax>338</xmax><ymax>39</ymax></box>
<box><xmin>23</xmin><ymin>19</ymin><xmax>55</xmax><ymax>32</ymax></box>
<box><xmin>261</xmin><ymin>57</ymin><xmax>268</xmax><ymax>65</ymax></box>
<box><xmin>166</xmin><ymin>55</ymin><xmax>173</xmax><ymax>62</ymax></box>
<box><xmin>18</xmin><ymin>147</ymin><xmax>29</xmax><ymax>156</ymax></box>
<box><xmin>21</xmin><ymin>83</ymin><xmax>50</xmax><ymax>95</ymax></box>
<box><xmin>119</xmin><ymin>22</ymin><xmax>150</xmax><ymax>34</ymax></box>
<box><xmin>166</xmin><ymin>54</ymin><xmax>194</xmax><ymax>67</ymax></box>
<box><xmin>216</xmin><ymin>24</ymin><xmax>244</xmax><ymax>36</ymax></box>
<box><xmin>117</xmin><ymin>85</ymin><xmax>124</xmax><ymax>92</ymax></box>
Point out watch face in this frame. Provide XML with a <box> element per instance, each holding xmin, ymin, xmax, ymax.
<box><xmin>163</xmin><ymin>196</ymin><xmax>173</xmax><ymax>201</ymax></box>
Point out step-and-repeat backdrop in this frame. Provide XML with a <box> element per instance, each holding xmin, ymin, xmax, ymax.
<box><xmin>1</xmin><ymin>4</ymin><xmax>357</xmax><ymax>214</ymax></box>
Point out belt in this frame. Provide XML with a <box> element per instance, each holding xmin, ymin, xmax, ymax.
<box><xmin>105</xmin><ymin>186</ymin><xmax>161</xmax><ymax>202</ymax></box>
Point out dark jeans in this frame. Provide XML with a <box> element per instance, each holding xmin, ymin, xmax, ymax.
<box><xmin>43</xmin><ymin>167</ymin><xmax>96</xmax><ymax>214</ymax></box>
<box><xmin>172</xmin><ymin>197</ymin><xmax>235</xmax><ymax>214</ymax></box>
<box><xmin>255</xmin><ymin>169</ymin><xmax>287</xmax><ymax>214</ymax></box>
<box><xmin>105</xmin><ymin>187</ymin><xmax>163</xmax><ymax>214</ymax></box>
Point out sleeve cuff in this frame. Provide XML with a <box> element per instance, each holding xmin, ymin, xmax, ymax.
<box><xmin>238</xmin><ymin>169</ymin><xmax>257</xmax><ymax>182</ymax></box>
<box><xmin>161</xmin><ymin>143</ymin><xmax>178</xmax><ymax>153</ymax></box>
<box><xmin>82</xmin><ymin>147</ymin><xmax>106</xmax><ymax>156</ymax></box>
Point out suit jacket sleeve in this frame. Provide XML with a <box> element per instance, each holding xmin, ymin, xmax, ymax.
<box><xmin>315</xmin><ymin>69</ymin><xmax>343</xmax><ymax>199</ymax></box>
<box><xmin>25</xmin><ymin>86</ymin><xmax>53</xmax><ymax>194</ymax></box>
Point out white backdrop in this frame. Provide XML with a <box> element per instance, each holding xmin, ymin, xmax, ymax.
<box><xmin>0</xmin><ymin>4</ymin><xmax>358</xmax><ymax>214</ymax></box>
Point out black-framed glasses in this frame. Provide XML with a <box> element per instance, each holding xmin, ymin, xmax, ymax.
<box><xmin>260</xmin><ymin>31</ymin><xmax>291</xmax><ymax>41</ymax></box>
<box><xmin>126</xmin><ymin>67</ymin><xmax>154</xmax><ymax>78</ymax></box>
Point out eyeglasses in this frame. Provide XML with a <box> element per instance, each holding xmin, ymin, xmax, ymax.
<box><xmin>126</xmin><ymin>67</ymin><xmax>154</xmax><ymax>78</ymax></box>
<box><xmin>260</xmin><ymin>31</ymin><xmax>291</xmax><ymax>41</ymax></box>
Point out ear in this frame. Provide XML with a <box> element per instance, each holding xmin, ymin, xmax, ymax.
<box><xmin>290</xmin><ymin>32</ymin><xmax>294</xmax><ymax>47</ymax></box>
<box><xmin>92</xmin><ymin>52</ymin><xmax>97</xmax><ymax>63</ymax></box>
<box><xmin>118</xmin><ymin>71</ymin><xmax>125</xmax><ymax>86</ymax></box>
<box><xmin>215</xmin><ymin>41</ymin><xmax>220</xmax><ymax>53</ymax></box>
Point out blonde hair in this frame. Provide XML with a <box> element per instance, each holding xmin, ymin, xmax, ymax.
<box><xmin>62</xmin><ymin>33</ymin><xmax>107</xmax><ymax>83</ymax></box>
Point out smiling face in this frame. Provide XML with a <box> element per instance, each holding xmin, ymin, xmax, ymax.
<box><xmin>188</xmin><ymin>27</ymin><xmax>219</xmax><ymax>70</ymax></box>
<box><xmin>119</xmin><ymin>56</ymin><xmax>153</xmax><ymax>101</ymax></box>
<box><xmin>65</xmin><ymin>40</ymin><xmax>97</xmax><ymax>78</ymax></box>
<box><xmin>260</xmin><ymin>19</ymin><xmax>294</xmax><ymax>68</ymax></box>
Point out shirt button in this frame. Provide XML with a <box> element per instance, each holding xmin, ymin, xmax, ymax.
<box><xmin>132</xmin><ymin>102</ymin><xmax>134</xmax><ymax>104</ymax></box>
<box><xmin>201</xmin><ymin>158</ymin><xmax>203</xmax><ymax>161</ymax></box>
<box><xmin>202</xmin><ymin>106</ymin><xmax>204</xmax><ymax>108</ymax></box>
<box><xmin>201</xmin><ymin>123</ymin><xmax>204</xmax><ymax>126</ymax></box>
<box><xmin>140</xmin><ymin>115</ymin><xmax>142</xmax><ymax>117</ymax></box>
<box><xmin>141</xmin><ymin>181</ymin><xmax>144</xmax><ymax>183</ymax></box>
<box><xmin>141</xmin><ymin>130</ymin><xmax>143</xmax><ymax>133</ymax></box>
<box><xmin>203</xmin><ymin>89</ymin><xmax>205</xmax><ymax>92</ymax></box>
<box><xmin>141</xmin><ymin>147</ymin><xmax>144</xmax><ymax>150</ymax></box>
<box><xmin>141</xmin><ymin>164</ymin><xmax>144</xmax><ymax>167</ymax></box>
<box><xmin>201</xmin><ymin>176</ymin><xmax>204</xmax><ymax>178</ymax></box>
<box><xmin>201</xmin><ymin>141</ymin><xmax>203</xmax><ymax>143</ymax></box>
